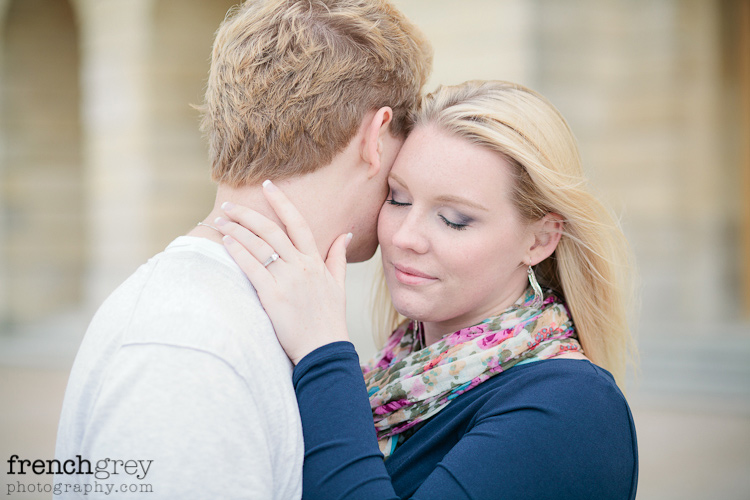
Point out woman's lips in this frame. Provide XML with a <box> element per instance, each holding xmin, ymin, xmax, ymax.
<box><xmin>393</xmin><ymin>264</ymin><xmax>437</xmax><ymax>285</ymax></box>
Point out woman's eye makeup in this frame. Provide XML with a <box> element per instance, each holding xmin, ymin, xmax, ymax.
<box><xmin>386</xmin><ymin>185</ymin><xmax>473</xmax><ymax>230</ymax></box>
<box><xmin>386</xmin><ymin>188</ymin><xmax>410</xmax><ymax>206</ymax></box>
<box><xmin>439</xmin><ymin>214</ymin><xmax>471</xmax><ymax>231</ymax></box>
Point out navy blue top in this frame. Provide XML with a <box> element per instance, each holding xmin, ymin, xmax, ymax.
<box><xmin>293</xmin><ymin>342</ymin><xmax>638</xmax><ymax>500</ymax></box>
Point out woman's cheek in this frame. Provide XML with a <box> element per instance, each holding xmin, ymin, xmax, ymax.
<box><xmin>377</xmin><ymin>206</ymin><xmax>396</xmax><ymax>246</ymax></box>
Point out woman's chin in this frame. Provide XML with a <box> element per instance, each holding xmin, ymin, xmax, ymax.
<box><xmin>388</xmin><ymin>279</ymin><xmax>441</xmax><ymax>323</ymax></box>
<box><xmin>392</xmin><ymin>300</ymin><xmax>432</xmax><ymax>324</ymax></box>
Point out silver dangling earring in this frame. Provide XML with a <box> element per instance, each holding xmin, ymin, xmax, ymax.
<box><xmin>527</xmin><ymin>265</ymin><xmax>544</xmax><ymax>308</ymax></box>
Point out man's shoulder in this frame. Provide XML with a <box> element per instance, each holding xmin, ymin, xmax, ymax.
<box><xmin>129</xmin><ymin>235</ymin><xmax>254</xmax><ymax>302</ymax></box>
<box><xmin>60</xmin><ymin>239</ymin><xmax>295</xmax><ymax>445</ymax></box>
<box><xmin>84</xmin><ymin>237</ymin><xmax>283</xmax><ymax>369</ymax></box>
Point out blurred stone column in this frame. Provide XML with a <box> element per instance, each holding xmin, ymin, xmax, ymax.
<box><xmin>0</xmin><ymin>0</ymin><xmax>11</xmax><ymax>327</ymax></box>
<box><xmin>73</xmin><ymin>0</ymin><xmax>156</xmax><ymax>309</ymax></box>
<box><xmin>740</xmin><ymin>0</ymin><xmax>750</xmax><ymax>318</ymax></box>
<box><xmin>1</xmin><ymin>0</ymin><xmax>83</xmax><ymax>324</ymax></box>
<box><xmin>679</xmin><ymin>0</ymin><xmax>726</xmax><ymax>319</ymax></box>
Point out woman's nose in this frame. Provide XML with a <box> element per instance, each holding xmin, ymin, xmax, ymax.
<box><xmin>390</xmin><ymin>211</ymin><xmax>429</xmax><ymax>254</ymax></box>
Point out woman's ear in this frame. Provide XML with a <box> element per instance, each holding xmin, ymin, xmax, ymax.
<box><xmin>361</xmin><ymin>106</ymin><xmax>394</xmax><ymax>179</ymax></box>
<box><xmin>527</xmin><ymin>213</ymin><xmax>564</xmax><ymax>265</ymax></box>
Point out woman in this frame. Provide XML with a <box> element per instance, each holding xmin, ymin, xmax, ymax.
<box><xmin>217</xmin><ymin>81</ymin><xmax>638</xmax><ymax>499</ymax></box>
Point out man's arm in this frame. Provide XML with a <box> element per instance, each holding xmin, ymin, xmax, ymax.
<box><xmin>75</xmin><ymin>343</ymin><xmax>274</xmax><ymax>499</ymax></box>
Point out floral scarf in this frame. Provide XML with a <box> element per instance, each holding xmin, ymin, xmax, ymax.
<box><xmin>362</xmin><ymin>287</ymin><xmax>582</xmax><ymax>459</ymax></box>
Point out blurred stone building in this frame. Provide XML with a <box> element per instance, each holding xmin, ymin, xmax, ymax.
<box><xmin>1</xmin><ymin>2</ymin><xmax>749</xmax><ymax>499</ymax></box>
<box><xmin>0</xmin><ymin>0</ymin><xmax>748</xmax><ymax>398</ymax></box>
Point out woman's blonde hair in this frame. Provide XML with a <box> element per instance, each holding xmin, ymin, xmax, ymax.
<box><xmin>373</xmin><ymin>80</ymin><xmax>636</xmax><ymax>388</ymax></box>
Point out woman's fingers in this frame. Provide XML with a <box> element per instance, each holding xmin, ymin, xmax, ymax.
<box><xmin>219</xmin><ymin>181</ymin><xmax>321</xmax><ymax>261</ymax></box>
<box><xmin>214</xmin><ymin>217</ymin><xmax>277</xmax><ymax>265</ymax></box>
<box><xmin>325</xmin><ymin>232</ymin><xmax>352</xmax><ymax>289</ymax></box>
<box><xmin>222</xmin><ymin>234</ymin><xmax>276</xmax><ymax>294</ymax></box>
<box><xmin>220</xmin><ymin>202</ymin><xmax>297</xmax><ymax>261</ymax></box>
<box><xmin>261</xmin><ymin>180</ymin><xmax>319</xmax><ymax>257</ymax></box>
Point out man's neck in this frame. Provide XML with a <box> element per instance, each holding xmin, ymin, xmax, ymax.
<box><xmin>188</xmin><ymin>178</ymin><xmax>340</xmax><ymax>259</ymax></box>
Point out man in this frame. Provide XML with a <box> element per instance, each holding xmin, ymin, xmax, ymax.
<box><xmin>54</xmin><ymin>1</ymin><xmax>431</xmax><ymax>498</ymax></box>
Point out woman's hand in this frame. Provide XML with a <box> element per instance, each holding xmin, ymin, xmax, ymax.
<box><xmin>215</xmin><ymin>180</ymin><xmax>352</xmax><ymax>365</ymax></box>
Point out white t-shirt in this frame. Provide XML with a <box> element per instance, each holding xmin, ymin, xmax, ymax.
<box><xmin>54</xmin><ymin>236</ymin><xmax>303</xmax><ymax>499</ymax></box>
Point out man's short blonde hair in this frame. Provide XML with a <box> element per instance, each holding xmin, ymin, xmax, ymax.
<box><xmin>200</xmin><ymin>0</ymin><xmax>432</xmax><ymax>187</ymax></box>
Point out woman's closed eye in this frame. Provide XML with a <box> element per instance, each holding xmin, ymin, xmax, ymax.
<box><xmin>439</xmin><ymin>214</ymin><xmax>470</xmax><ymax>231</ymax></box>
<box><xmin>386</xmin><ymin>188</ymin><xmax>411</xmax><ymax>207</ymax></box>
<box><xmin>386</xmin><ymin>186</ymin><xmax>472</xmax><ymax>230</ymax></box>
<box><xmin>386</xmin><ymin>197</ymin><xmax>410</xmax><ymax>207</ymax></box>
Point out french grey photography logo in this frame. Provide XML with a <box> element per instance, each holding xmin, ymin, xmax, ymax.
<box><xmin>6</xmin><ymin>455</ymin><xmax>154</xmax><ymax>496</ymax></box>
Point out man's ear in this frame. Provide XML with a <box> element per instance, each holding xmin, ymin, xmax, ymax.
<box><xmin>527</xmin><ymin>213</ymin><xmax>564</xmax><ymax>265</ymax></box>
<box><xmin>361</xmin><ymin>106</ymin><xmax>394</xmax><ymax>179</ymax></box>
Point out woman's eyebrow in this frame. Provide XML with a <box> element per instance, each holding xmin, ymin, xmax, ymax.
<box><xmin>435</xmin><ymin>194</ymin><xmax>488</xmax><ymax>212</ymax></box>
<box><xmin>388</xmin><ymin>172</ymin><xmax>408</xmax><ymax>188</ymax></box>
<box><xmin>391</xmin><ymin>172</ymin><xmax>488</xmax><ymax>211</ymax></box>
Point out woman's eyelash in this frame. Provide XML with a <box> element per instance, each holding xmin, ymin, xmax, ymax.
<box><xmin>440</xmin><ymin>215</ymin><xmax>468</xmax><ymax>231</ymax></box>
<box><xmin>386</xmin><ymin>198</ymin><xmax>410</xmax><ymax>207</ymax></box>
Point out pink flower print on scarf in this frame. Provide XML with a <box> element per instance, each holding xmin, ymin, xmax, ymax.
<box><xmin>444</xmin><ymin>323</ymin><xmax>490</xmax><ymax>346</ymax></box>
<box><xmin>476</xmin><ymin>328</ymin><xmax>516</xmax><ymax>350</ymax></box>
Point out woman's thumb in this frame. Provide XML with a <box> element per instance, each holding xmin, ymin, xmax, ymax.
<box><xmin>325</xmin><ymin>232</ymin><xmax>352</xmax><ymax>287</ymax></box>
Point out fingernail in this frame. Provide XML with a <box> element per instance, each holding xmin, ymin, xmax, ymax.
<box><xmin>345</xmin><ymin>233</ymin><xmax>353</xmax><ymax>248</ymax></box>
<box><xmin>214</xmin><ymin>216</ymin><xmax>228</xmax><ymax>226</ymax></box>
<box><xmin>222</xmin><ymin>235</ymin><xmax>234</xmax><ymax>245</ymax></box>
<box><xmin>262</xmin><ymin>179</ymin><xmax>278</xmax><ymax>192</ymax></box>
<box><xmin>221</xmin><ymin>201</ymin><xmax>235</xmax><ymax>211</ymax></box>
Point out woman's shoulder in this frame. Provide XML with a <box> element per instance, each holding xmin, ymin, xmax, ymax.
<box><xmin>508</xmin><ymin>357</ymin><xmax>619</xmax><ymax>388</ymax></box>
<box><xmin>459</xmin><ymin>362</ymin><xmax>637</xmax><ymax>500</ymax></box>
<box><xmin>477</xmin><ymin>359</ymin><xmax>637</xmax><ymax>469</ymax></box>
<box><xmin>480</xmin><ymin>359</ymin><xmax>631</xmax><ymax>418</ymax></box>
